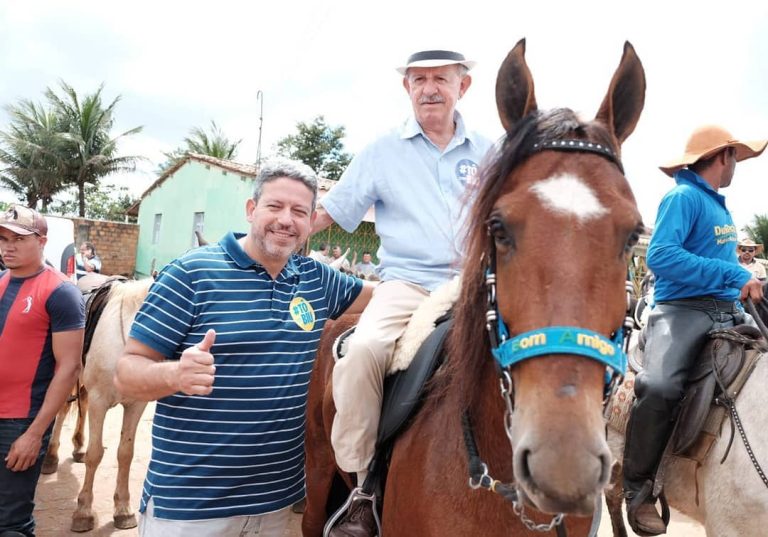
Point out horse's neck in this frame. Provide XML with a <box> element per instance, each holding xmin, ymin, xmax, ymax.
<box><xmin>464</xmin><ymin>364</ymin><xmax>514</xmax><ymax>478</ymax></box>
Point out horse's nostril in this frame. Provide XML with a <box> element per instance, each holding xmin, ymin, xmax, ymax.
<box><xmin>519</xmin><ymin>448</ymin><xmax>532</xmax><ymax>480</ymax></box>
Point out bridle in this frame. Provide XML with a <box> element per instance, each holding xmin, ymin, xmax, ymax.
<box><xmin>463</xmin><ymin>137</ymin><xmax>635</xmax><ymax>536</ymax></box>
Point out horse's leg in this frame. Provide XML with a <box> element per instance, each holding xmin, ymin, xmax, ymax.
<box><xmin>41</xmin><ymin>400</ymin><xmax>70</xmax><ymax>474</ymax></box>
<box><xmin>72</xmin><ymin>384</ymin><xmax>88</xmax><ymax>463</ymax></box>
<box><xmin>71</xmin><ymin>397</ymin><xmax>109</xmax><ymax>532</ymax></box>
<box><xmin>302</xmin><ymin>400</ymin><xmax>339</xmax><ymax>537</ymax></box>
<box><xmin>302</xmin><ymin>357</ymin><xmax>340</xmax><ymax>537</ymax></box>
<box><xmin>112</xmin><ymin>401</ymin><xmax>147</xmax><ymax>529</ymax></box>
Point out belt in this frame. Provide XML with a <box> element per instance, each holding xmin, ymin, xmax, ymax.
<box><xmin>661</xmin><ymin>296</ymin><xmax>740</xmax><ymax>313</ymax></box>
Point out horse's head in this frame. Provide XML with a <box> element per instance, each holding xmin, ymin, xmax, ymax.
<box><xmin>454</xmin><ymin>39</ymin><xmax>645</xmax><ymax>516</ymax></box>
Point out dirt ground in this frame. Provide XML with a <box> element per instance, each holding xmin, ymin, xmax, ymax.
<box><xmin>33</xmin><ymin>402</ymin><xmax>705</xmax><ymax>537</ymax></box>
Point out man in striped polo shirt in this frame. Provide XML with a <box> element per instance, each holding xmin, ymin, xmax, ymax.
<box><xmin>114</xmin><ymin>159</ymin><xmax>374</xmax><ymax>537</ymax></box>
<box><xmin>0</xmin><ymin>205</ymin><xmax>85</xmax><ymax>536</ymax></box>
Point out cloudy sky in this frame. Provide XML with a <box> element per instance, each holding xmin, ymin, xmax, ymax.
<box><xmin>1</xmin><ymin>0</ymin><xmax>767</xmax><ymax>232</ymax></box>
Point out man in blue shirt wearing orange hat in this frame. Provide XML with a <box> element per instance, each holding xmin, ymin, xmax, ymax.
<box><xmin>623</xmin><ymin>125</ymin><xmax>766</xmax><ymax>535</ymax></box>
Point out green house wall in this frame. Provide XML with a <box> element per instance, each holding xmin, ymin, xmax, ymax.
<box><xmin>135</xmin><ymin>161</ymin><xmax>254</xmax><ymax>277</ymax></box>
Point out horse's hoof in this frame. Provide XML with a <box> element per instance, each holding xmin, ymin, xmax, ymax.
<box><xmin>72</xmin><ymin>451</ymin><xmax>86</xmax><ymax>463</ymax></box>
<box><xmin>114</xmin><ymin>514</ymin><xmax>138</xmax><ymax>529</ymax></box>
<box><xmin>40</xmin><ymin>457</ymin><xmax>58</xmax><ymax>475</ymax></box>
<box><xmin>71</xmin><ymin>515</ymin><xmax>95</xmax><ymax>533</ymax></box>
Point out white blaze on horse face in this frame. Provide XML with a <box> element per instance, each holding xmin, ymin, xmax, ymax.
<box><xmin>530</xmin><ymin>174</ymin><xmax>608</xmax><ymax>221</ymax></box>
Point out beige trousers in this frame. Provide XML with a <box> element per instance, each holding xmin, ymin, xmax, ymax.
<box><xmin>139</xmin><ymin>498</ymin><xmax>290</xmax><ymax>537</ymax></box>
<box><xmin>331</xmin><ymin>280</ymin><xmax>429</xmax><ymax>473</ymax></box>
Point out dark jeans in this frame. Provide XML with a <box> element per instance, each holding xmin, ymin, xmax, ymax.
<box><xmin>0</xmin><ymin>418</ymin><xmax>51</xmax><ymax>537</ymax></box>
<box><xmin>623</xmin><ymin>298</ymin><xmax>749</xmax><ymax>497</ymax></box>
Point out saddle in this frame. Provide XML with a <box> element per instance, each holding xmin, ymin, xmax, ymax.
<box><xmin>606</xmin><ymin>324</ymin><xmax>765</xmax><ymax>464</ymax></box>
<box><xmin>326</xmin><ymin>312</ymin><xmax>452</xmax><ymax>536</ymax></box>
<box><xmin>671</xmin><ymin>324</ymin><xmax>764</xmax><ymax>461</ymax></box>
<box><xmin>82</xmin><ymin>276</ymin><xmax>128</xmax><ymax>359</ymax></box>
<box><xmin>332</xmin><ymin>314</ymin><xmax>452</xmax><ymax>447</ymax></box>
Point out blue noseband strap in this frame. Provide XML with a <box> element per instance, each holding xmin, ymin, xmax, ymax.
<box><xmin>492</xmin><ymin>324</ymin><xmax>627</xmax><ymax>376</ymax></box>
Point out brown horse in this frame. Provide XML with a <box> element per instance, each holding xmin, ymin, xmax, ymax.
<box><xmin>304</xmin><ymin>38</ymin><xmax>646</xmax><ymax>536</ymax></box>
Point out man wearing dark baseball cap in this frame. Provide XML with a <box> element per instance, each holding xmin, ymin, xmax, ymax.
<box><xmin>0</xmin><ymin>204</ymin><xmax>84</xmax><ymax>536</ymax></box>
<box><xmin>0</xmin><ymin>205</ymin><xmax>49</xmax><ymax>238</ymax></box>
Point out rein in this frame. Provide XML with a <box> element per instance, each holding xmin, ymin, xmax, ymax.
<box><xmin>461</xmin><ymin>137</ymin><xmax>633</xmax><ymax>535</ymax></box>
<box><xmin>714</xmin><ymin>299</ymin><xmax>768</xmax><ymax>490</ymax></box>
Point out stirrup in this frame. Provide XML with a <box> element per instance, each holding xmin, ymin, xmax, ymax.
<box><xmin>626</xmin><ymin>481</ymin><xmax>670</xmax><ymax>536</ymax></box>
<box><xmin>323</xmin><ymin>486</ymin><xmax>382</xmax><ymax>537</ymax></box>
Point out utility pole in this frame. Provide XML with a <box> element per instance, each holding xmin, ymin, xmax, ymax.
<box><xmin>256</xmin><ymin>90</ymin><xmax>264</xmax><ymax>170</ymax></box>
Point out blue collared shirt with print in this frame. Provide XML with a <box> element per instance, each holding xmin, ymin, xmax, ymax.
<box><xmin>647</xmin><ymin>169</ymin><xmax>751</xmax><ymax>302</ymax></box>
<box><xmin>320</xmin><ymin>112</ymin><xmax>494</xmax><ymax>291</ymax></box>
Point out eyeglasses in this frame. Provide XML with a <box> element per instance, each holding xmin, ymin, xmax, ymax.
<box><xmin>740</xmin><ymin>247</ymin><xmax>756</xmax><ymax>253</ymax></box>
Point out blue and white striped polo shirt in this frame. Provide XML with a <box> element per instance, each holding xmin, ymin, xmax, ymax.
<box><xmin>130</xmin><ymin>231</ymin><xmax>362</xmax><ymax>520</ymax></box>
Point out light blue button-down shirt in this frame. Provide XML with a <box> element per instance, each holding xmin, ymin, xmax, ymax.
<box><xmin>320</xmin><ymin>112</ymin><xmax>493</xmax><ymax>291</ymax></box>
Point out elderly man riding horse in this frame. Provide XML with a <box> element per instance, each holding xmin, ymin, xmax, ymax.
<box><xmin>310</xmin><ymin>48</ymin><xmax>494</xmax><ymax>536</ymax></box>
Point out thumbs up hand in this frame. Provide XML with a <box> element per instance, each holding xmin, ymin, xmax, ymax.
<box><xmin>177</xmin><ymin>329</ymin><xmax>216</xmax><ymax>395</ymax></box>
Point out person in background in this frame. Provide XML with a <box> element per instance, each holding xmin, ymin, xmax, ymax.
<box><xmin>623</xmin><ymin>125</ymin><xmax>766</xmax><ymax>536</ymax></box>
<box><xmin>330</xmin><ymin>245</ymin><xmax>351</xmax><ymax>272</ymax></box>
<box><xmin>114</xmin><ymin>159</ymin><xmax>374</xmax><ymax>537</ymax></box>
<box><xmin>353</xmin><ymin>251</ymin><xmax>377</xmax><ymax>280</ymax></box>
<box><xmin>312</xmin><ymin>48</ymin><xmax>494</xmax><ymax>536</ymax></box>
<box><xmin>736</xmin><ymin>238</ymin><xmax>766</xmax><ymax>281</ymax></box>
<box><xmin>0</xmin><ymin>205</ymin><xmax>84</xmax><ymax>536</ymax></box>
<box><xmin>308</xmin><ymin>242</ymin><xmax>332</xmax><ymax>264</ymax></box>
<box><xmin>75</xmin><ymin>241</ymin><xmax>101</xmax><ymax>280</ymax></box>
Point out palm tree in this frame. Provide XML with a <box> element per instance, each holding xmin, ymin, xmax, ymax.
<box><xmin>46</xmin><ymin>81</ymin><xmax>143</xmax><ymax>216</ymax></box>
<box><xmin>0</xmin><ymin>99</ymin><xmax>67</xmax><ymax>209</ymax></box>
<box><xmin>743</xmin><ymin>214</ymin><xmax>768</xmax><ymax>258</ymax></box>
<box><xmin>160</xmin><ymin>120</ymin><xmax>242</xmax><ymax>171</ymax></box>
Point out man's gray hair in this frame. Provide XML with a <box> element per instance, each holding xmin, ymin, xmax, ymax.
<box><xmin>253</xmin><ymin>158</ymin><xmax>319</xmax><ymax>210</ymax></box>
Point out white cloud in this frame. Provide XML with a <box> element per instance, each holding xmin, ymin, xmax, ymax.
<box><xmin>1</xmin><ymin>0</ymin><xmax>767</xmax><ymax>232</ymax></box>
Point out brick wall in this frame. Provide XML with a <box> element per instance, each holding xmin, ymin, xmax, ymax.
<box><xmin>71</xmin><ymin>217</ymin><xmax>139</xmax><ymax>277</ymax></box>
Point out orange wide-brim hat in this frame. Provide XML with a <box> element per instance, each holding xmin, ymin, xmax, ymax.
<box><xmin>659</xmin><ymin>125</ymin><xmax>767</xmax><ymax>177</ymax></box>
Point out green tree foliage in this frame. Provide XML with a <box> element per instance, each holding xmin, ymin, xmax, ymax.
<box><xmin>46</xmin><ymin>81</ymin><xmax>143</xmax><ymax>217</ymax></box>
<box><xmin>743</xmin><ymin>214</ymin><xmax>768</xmax><ymax>258</ymax></box>
<box><xmin>0</xmin><ymin>100</ymin><xmax>68</xmax><ymax>210</ymax></box>
<box><xmin>160</xmin><ymin>120</ymin><xmax>242</xmax><ymax>171</ymax></box>
<box><xmin>0</xmin><ymin>81</ymin><xmax>143</xmax><ymax>217</ymax></box>
<box><xmin>50</xmin><ymin>183</ymin><xmax>138</xmax><ymax>222</ymax></box>
<box><xmin>275</xmin><ymin>115</ymin><xmax>352</xmax><ymax>180</ymax></box>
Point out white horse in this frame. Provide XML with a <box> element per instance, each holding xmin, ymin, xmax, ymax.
<box><xmin>605</xmin><ymin>292</ymin><xmax>768</xmax><ymax>537</ymax></box>
<box><xmin>42</xmin><ymin>275</ymin><xmax>153</xmax><ymax>532</ymax></box>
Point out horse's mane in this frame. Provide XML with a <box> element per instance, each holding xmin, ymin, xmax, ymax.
<box><xmin>434</xmin><ymin>108</ymin><xmax>617</xmax><ymax>411</ymax></box>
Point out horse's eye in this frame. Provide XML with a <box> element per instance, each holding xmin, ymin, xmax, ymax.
<box><xmin>624</xmin><ymin>224</ymin><xmax>644</xmax><ymax>254</ymax></box>
<box><xmin>488</xmin><ymin>217</ymin><xmax>515</xmax><ymax>250</ymax></box>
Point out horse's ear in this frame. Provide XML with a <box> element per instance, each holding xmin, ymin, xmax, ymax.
<box><xmin>496</xmin><ymin>38</ymin><xmax>538</xmax><ymax>132</ymax></box>
<box><xmin>595</xmin><ymin>41</ymin><xmax>646</xmax><ymax>146</ymax></box>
